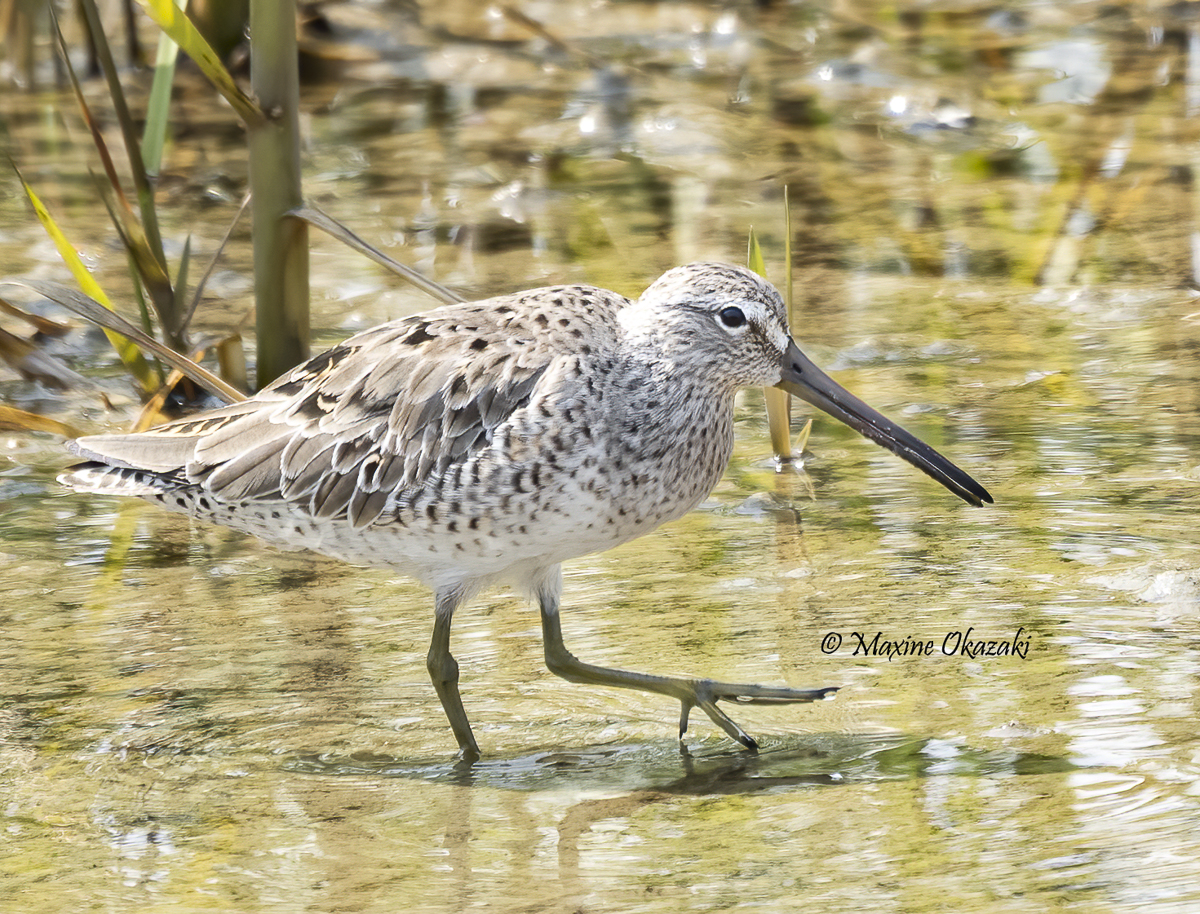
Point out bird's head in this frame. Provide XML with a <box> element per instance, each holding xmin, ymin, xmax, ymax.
<box><xmin>629</xmin><ymin>262</ymin><xmax>992</xmax><ymax>507</ymax></box>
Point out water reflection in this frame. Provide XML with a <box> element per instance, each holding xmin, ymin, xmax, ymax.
<box><xmin>4</xmin><ymin>465</ymin><xmax>1198</xmax><ymax>911</ymax></box>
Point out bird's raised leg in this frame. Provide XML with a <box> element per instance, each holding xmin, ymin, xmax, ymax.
<box><xmin>428</xmin><ymin>588</ymin><xmax>480</xmax><ymax>760</ymax></box>
<box><xmin>536</xmin><ymin>571</ymin><xmax>836</xmax><ymax>751</ymax></box>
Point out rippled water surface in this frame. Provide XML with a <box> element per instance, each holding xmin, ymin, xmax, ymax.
<box><xmin>3</xmin><ymin>2</ymin><xmax>1200</xmax><ymax>912</ymax></box>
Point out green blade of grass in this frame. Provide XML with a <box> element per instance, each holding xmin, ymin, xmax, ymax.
<box><xmin>782</xmin><ymin>185</ymin><xmax>803</xmax><ymax>460</ymax></box>
<box><xmin>180</xmin><ymin>194</ymin><xmax>251</xmax><ymax>334</ymax></box>
<box><xmin>71</xmin><ymin>1</ymin><xmax>169</xmax><ymax>268</ymax></box>
<box><xmin>51</xmin><ymin>14</ymin><xmax>139</xmax><ymax>236</ymax></box>
<box><xmin>16</xmin><ymin>172</ymin><xmax>159</xmax><ymax>395</ymax></box>
<box><xmin>175</xmin><ymin>235</ymin><xmax>192</xmax><ymax>322</ymax></box>
<box><xmin>748</xmin><ymin>228</ymin><xmax>792</xmax><ymax>462</ymax></box>
<box><xmin>56</xmin><ymin>4</ymin><xmax>183</xmax><ymax>348</ymax></box>
<box><xmin>142</xmin><ymin>3</ymin><xmax>184</xmax><ymax>176</ymax></box>
<box><xmin>92</xmin><ymin>172</ymin><xmax>179</xmax><ymax>339</ymax></box>
<box><xmin>134</xmin><ymin>0</ymin><xmax>263</xmax><ymax>127</ymax></box>
<box><xmin>784</xmin><ymin>185</ymin><xmax>794</xmax><ymax>329</ymax></box>
<box><xmin>746</xmin><ymin>226</ymin><xmax>767</xmax><ymax>281</ymax></box>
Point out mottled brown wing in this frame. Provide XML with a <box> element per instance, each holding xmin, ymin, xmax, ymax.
<box><xmin>68</xmin><ymin>294</ymin><xmax>599</xmax><ymax>528</ymax></box>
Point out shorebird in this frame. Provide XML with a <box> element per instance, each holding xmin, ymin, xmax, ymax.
<box><xmin>62</xmin><ymin>262</ymin><xmax>991</xmax><ymax>758</ymax></box>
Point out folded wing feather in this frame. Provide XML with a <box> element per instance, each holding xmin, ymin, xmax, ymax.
<box><xmin>68</xmin><ymin>300</ymin><xmax>569</xmax><ymax>528</ymax></box>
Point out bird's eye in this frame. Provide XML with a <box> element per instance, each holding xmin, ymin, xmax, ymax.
<box><xmin>718</xmin><ymin>306</ymin><xmax>747</xmax><ymax>329</ymax></box>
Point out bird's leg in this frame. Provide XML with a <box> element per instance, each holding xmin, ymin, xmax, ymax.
<box><xmin>428</xmin><ymin>589</ymin><xmax>480</xmax><ymax>761</ymax></box>
<box><xmin>536</xmin><ymin>576</ymin><xmax>836</xmax><ymax>751</ymax></box>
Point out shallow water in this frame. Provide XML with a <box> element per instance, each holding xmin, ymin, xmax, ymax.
<box><xmin>4</xmin><ymin>2</ymin><xmax>1200</xmax><ymax>912</ymax></box>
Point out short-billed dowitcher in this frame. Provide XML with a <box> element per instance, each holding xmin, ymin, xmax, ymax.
<box><xmin>62</xmin><ymin>263</ymin><xmax>991</xmax><ymax>758</ymax></box>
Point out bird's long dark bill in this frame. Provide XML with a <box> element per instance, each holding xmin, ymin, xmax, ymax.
<box><xmin>777</xmin><ymin>340</ymin><xmax>993</xmax><ymax>507</ymax></box>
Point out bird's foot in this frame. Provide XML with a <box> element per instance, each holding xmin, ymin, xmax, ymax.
<box><xmin>679</xmin><ymin>681</ymin><xmax>839</xmax><ymax>751</ymax></box>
